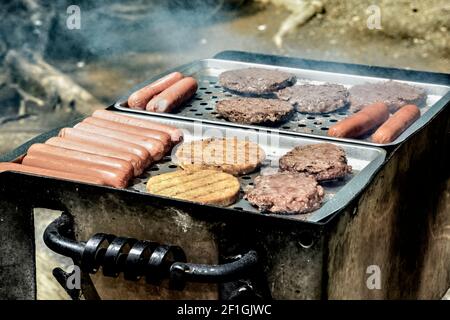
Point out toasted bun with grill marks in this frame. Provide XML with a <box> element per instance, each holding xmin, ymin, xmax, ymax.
<box><xmin>146</xmin><ymin>169</ymin><xmax>240</xmax><ymax>206</ymax></box>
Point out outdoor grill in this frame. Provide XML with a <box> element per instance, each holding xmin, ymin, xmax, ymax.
<box><xmin>0</xmin><ymin>51</ymin><xmax>449</xmax><ymax>300</ymax></box>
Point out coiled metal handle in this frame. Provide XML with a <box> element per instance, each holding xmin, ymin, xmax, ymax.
<box><xmin>170</xmin><ymin>251</ymin><xmax>258</xmax><ymax>283</ymax></box>
<box><xmin>43</xmin><ymin>213</ymin><xmax>258</xmax><ymax>289</ymax></box>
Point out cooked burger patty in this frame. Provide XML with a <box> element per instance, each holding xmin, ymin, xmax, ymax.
<box><xmin>174</xmin><ymin>138</ymin><xmax>266</xmax><ymax>175</ymax></box>
<box><xmin>279</xmin><ymin>143</ymin><xmax>352</xmax><ymax>181</ymax></box>
<box><xmin>146</xmin><ymin>169</ymin><xmax>240</xmax><ymax>206</ymax></box>
<box><xmin>349</xmin><ymin>80</ymin><xmax>427</xmax><ymax>112</ymax></box>
<box><xmin>244</xmin><ymin>172</ymin><xmax>324</xmax><ymax>214</ymax></box>
<box><xmin>216</xmin><ymin>98</ymin><xmax>294</xmax><ymax>125</ymax></box>
<box><xmin>219</xmin><ymin>67</ymin><xmax>297</xmax><ymax>95</ymax></box>
<box><xmin>277</xmin><ymin>83</ymin><xmax>349</xmax><ymax>113</ymax></box>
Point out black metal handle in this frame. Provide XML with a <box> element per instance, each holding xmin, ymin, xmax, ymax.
<box><xmin>170</xmin><ymin>251</ymin><xmax>258</xmax><ymax>283</ymax></box>
<box><xmin>43</xmin><ymin>213</ymin><xmax>258</xmax><ymax>288</ymax></box>
<box><xmin>43</xmin><ymin>213</ymin><xmax>84</xmax><ymax>260</ymax></box>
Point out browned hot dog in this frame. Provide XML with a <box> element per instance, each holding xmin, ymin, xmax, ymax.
<box><xmin>128</xmin><ymin>72</ymin><xmax>184</xmax><ymax>109</ymax></box>
<box><xmin>59</xmin><ymin>128</ymin><xmax>152</xmax><ymax>169</ymax></box>
<box><xmin>0</xmin><ymin>162</ymin><xmax>105</xmax><ymax>185</ymax></box>
<box><xmin>27</xmin><ymin>144</ymin><xmax>134</xmax><ymax>181</ymax></box>
<box><xmin>83</xmin><ymin>117</ymin><xmax>171</xmax><ymax>150</ymax></box>
<box><xmin>74</xmin><ymin>122</ymin><xmax>165</xmax><ymax>161</ymax></box>
<box><xmin>371</xmin><ymin>104</ymin><xmax>421</xmax><ymax>144</ymax></box>
<box><xmin>328</xmin><ymin>102</ymin><xmax>390</xmax><ymax>138</ymax></box>
<box><xmin>46</xmin><ymin>137</ymin><xmax>144</xmax><ymax>176</ymax></box>
<box><xmin>146</xmin><ymin>77</ymin><xmax>198</xmax><ymax>113</ymax></box>
<box><xmin>22</xmin><ymin>154</ymin><xmax>129</xmax><ymax>188</ymax></box>
<box><xmin>92</xmin><ymin>109</ymin><xmax>183</xmax><ymax>143</ymax></box>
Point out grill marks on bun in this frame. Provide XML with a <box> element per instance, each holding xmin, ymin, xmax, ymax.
<box><xmin>146</xmin><ymin>169</ymin><xmax>240</xmax><ymax>206</ymax></box>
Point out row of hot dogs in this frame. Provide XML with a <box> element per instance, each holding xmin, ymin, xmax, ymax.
<box><xmin>0</xmin><ymin>110</ymin><xmax>183</xmax><ymax>188</ymax></box>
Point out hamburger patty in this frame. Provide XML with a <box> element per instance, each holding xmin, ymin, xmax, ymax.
<box><xmin>349</xmin><ymin>80</ymin><xmax>427</xmax><ymax>112</ymax></box>
<box><xmin>244</xmin><ymin>172</ymin><xmax>324</xmax><ymax>214</ymax></box>
<box><xmin>279</xmin><ymin>143</ymin><xmax>352</xmax><ymax>181</ymax></box>
<box><xmin>146</xmin><ymin>169</ymin><xmax>240</xmax><ymax>206</ymax></box>
<box><xmin>277</xmin><ymin>83</ymin><xmax>349</xmax><ymax>113</ymax></box>
<box><xmin>174</xmin><ymin>137</ymin><xmax>266</xmax><ymax>175</ymax></box>
<box><xmin>216</xmin><ymin>98</ymin><xmax>294</xmax><ymax>124</ymax></box>
<box><xmin>219</xmin><ymin>67</ymin><xmax>297</xmax><ymax>95</ymax></box>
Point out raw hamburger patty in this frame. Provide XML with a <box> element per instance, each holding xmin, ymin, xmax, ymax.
<box><xmin>349</xmin><ymin>80</ymin><xmax>427</xmax><ymax>112</ymax></box>
<box><xmin>216</xmin><ymin>98</ymin><xmax>294</xmax><ymax>124</ymax></box>
<box><xmin>219</xmin><ymin>67</ymin><xmax>297</xmax><ymax>95</ymax></box>
<box><xmin>174</xmin><ymin>138</ymin><xmax>266</xmax><ymax>175</ymax></box>
<box><xmin>244</xmin><ymin>172</ymin><xmax>324</xmax><ymax>214</ymax></box>
<box><xmin>147</xmin><ymin>169</ymin><xmax>240</xmax><ymax>206</ymax></box>
<box><xmin>277</xmin><ymin>83</ymin><xmax>349</xmax><ymax>113</ymax></box>
<box><xmin>279</xmin><ymin>143</ymin><xmax>352</xmax><ymax>181</ymax></box>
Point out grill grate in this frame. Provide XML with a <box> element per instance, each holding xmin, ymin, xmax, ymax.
<box><xmin>117</xmin><ymin>112</ymin><xmax>385</xmax><ymax>223</ymax></box>
<box><xmin>120</xmin><ymin>75</ymin><xmax>437</xmax><ymax>142</ymax></box>
<box><xmin>173</xmin><ymin>77</ymin><xmax>356</xmax><ymax>137</ymax></box>
<box><xmin>115</xmin><ymin>58</ymin><xmax>447</xmax><ymax>146</ymax></box>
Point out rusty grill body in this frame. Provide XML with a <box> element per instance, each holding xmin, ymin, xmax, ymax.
<box><xmin>0</xmin><ymin>51</ymin><xmax>449</xmax><ymax>300</ymax></box>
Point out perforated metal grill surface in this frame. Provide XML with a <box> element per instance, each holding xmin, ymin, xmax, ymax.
<box><xmin>121</xmin><ymin>114</ymin><xmax>373</xmax><ymax>222</ymax></box>
<box><xmin>175</xmin><ymin>77</ymin><xmax>357</xmax><ymax>137</ymax></box>
<box><xmin>115</xmin><ymin>59</ymin><xmax>448</xmax><ymax>147</ymax></box>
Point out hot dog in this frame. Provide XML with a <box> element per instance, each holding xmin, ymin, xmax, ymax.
<box><xmin>328</xmin><ymin>102</ymin><xmax>390</xmax><ymax>138</ymax></box>
<box><xmin>371</xmin><ymin>104</ymin><xmax>421</xmax><ymax>144</ymax></box>
<box><xmin>128</xmin><ymin>72</ymin><xmax>184</xmax><ymax>109</ymax></box>
<box><xmin>146</xmin><ymin>77</ymin><xmax>198</xmax><ymax>113</ymax></box>
<box><xmin>92</xmin><ymin>109</ymin><xmax>183</xmax><ymax>143</ymax></box>
<box><xmin>27</xmin><ymin>143</ymin><xmax>134</xmax><ymax>181</ymax></box>
<box><xmin>46</xmin><ymin>137</ymin><xmax>144</xmax><ymax>176</ymax></box>
<box><xmin>0</xmin><ymin>162</ymin><xmax>105</xmax><ymax>185</ymax></box>
<box><xmin>74</xmin><ymin>122</ymin><xmax>165</xmax><ymax>161</ymax></box>
<box><xmin>22</xmin><ymin>154</ymin><xmax>129</xmax><ymax>188</ymax></box>
<box><xmin>59</xmin><ymin>128</ymin><xmax>152</xmax><ymax>168</ymax></box>
<box><xmin>82</xmin><ymin>117</ymin><xmax>171</xmax><ymax>150</ymax></box>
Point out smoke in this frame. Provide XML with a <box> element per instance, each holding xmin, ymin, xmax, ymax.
<box><xmin>47</xmin><ymin>1</ymin><xmax>256</xmax><ymax>60</ymax></box>
<box><xmin>45</xmin><ymin>0</ymin><xmax>360</xmax><ymax>73</ymax></box>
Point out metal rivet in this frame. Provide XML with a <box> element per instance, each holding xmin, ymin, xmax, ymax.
<box><xmin>298</xmin><ymin>231</ymin><xmax>315</xmax><ymax>249</ymax></box>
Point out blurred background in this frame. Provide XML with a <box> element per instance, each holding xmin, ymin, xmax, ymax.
<box><xmin>0</xmin><ymin>0</ymin><xmax>449</xmax><ymax>299</ymax></box>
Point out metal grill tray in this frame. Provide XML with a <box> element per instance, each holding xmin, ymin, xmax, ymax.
<box><xmin>114</xmin><ymin>58</ymin><xmax>450</xmax><ymax>147</ymax></box>
<box><xmin>123</xmin><ymin>113</ymin><xmax>386</xmax><ymax>223</ymax></box>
